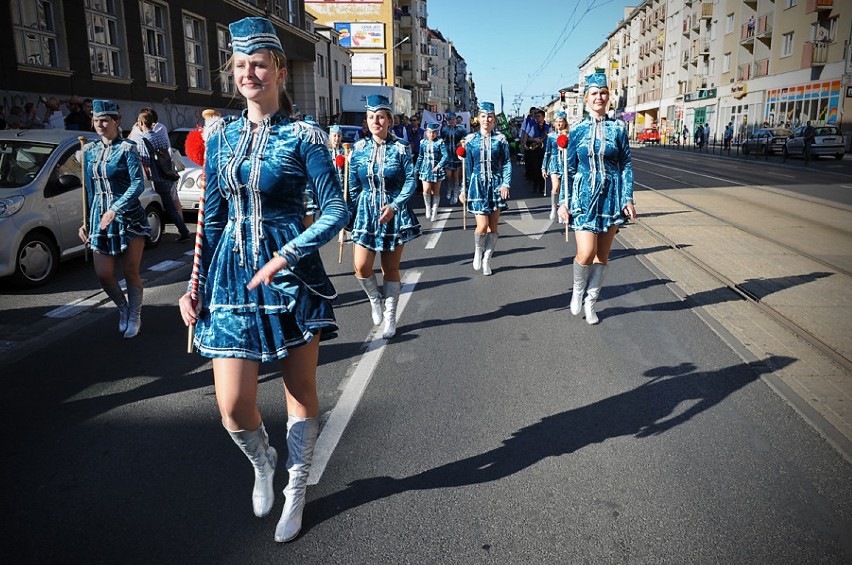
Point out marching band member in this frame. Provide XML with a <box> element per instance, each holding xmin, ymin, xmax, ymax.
<box><xmin>460</xmin><ymin>101</ymin><xmax>512</xmax><ymax>276</ymax></box>
<box><xmin>558</xmin><ymin>68</ymin><xmax>636</xmax><ymax>325</ymax></box>
<box><xmin>349</xmin><ymin>94</ymin><xmax>421</xmax><ymax>339</ymax></box>
<box><xmin>542</xmin><ymin>111</ymin><xmax>569</xmax><ymax>220</ymax></box>
<box><xmin>441</xmin><ymin>112</ymin><xmax>466</xmax><ymax>205</ymax></box>
<box><xmin>327</xmin><ymin>124</ymin><xmax>346</xmax><ymax>188</ymax></box>
<box><xmin>177</xmin><ymin>16</ymin><xmax>348</xmax><ymax>543</ymax></box>
<box><xmin>414</xmin><ymin>122</ymin><xmax>448</xmax><ymax>222</ymax></box>
<box><xmin>79</xmin><ymin>99</ymin><xmax>150</xmax><ymax>339</ymax></box>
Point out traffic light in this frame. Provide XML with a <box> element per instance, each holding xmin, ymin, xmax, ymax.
<box><xmin>560</xmin><ymin>91</ymin><xmax>566</xmax><ymax>103</ymax></box>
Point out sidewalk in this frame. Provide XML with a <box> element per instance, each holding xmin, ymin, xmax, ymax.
<box><xmin>616</xmin><ymin>190</ymin><xmax>852</xmax><ymax>462</ymax></box>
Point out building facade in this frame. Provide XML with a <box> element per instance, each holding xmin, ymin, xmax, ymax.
<box><xmin>579</xmin><ymin>0</ymin><xmax>851</xmax><ymax>145</ymax></box>
<box><xmin>3</xmin><ymin>0</ymin><xmax>320</xmax><ymax>130</ymax></box>
<box><xmin>426</xmin><ymin>27</ymin><xmax>450</xmax><ymax>112</ymax></box>
<box><xmin>314</xmin><ymin>24</ymin><xmax>352</xmax><ymax>125</ymax></box>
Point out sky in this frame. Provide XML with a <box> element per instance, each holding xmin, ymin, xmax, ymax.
<box><xmin>428</xmin><ymin>0</ymin><xmax>638</xmax><ymax>116</ymax></box>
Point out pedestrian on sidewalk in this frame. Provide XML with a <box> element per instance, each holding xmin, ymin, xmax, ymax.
<box><xmin>349</xmin><ymin>93</ymin><xmax>421</xmax><ymax>339</ymax></box>
<box><xmin>460</xmin><ymin>101</ymin><xmax>512</xmax><ymax>276</ymax></box>
<box><xmin>177</xmin><ymin>16</ymin><xmax>349</xmax><ymax>544</ymax></box>
<box><xmin>558</xmin><ymin>69</ymin><xmax>636</xmax><ymax>325</ymax></box>
<box><xmin>135</xmin><ymin>108</ymin><xmax>191</xmax><ymax>242</ymax></box>
<box><xmin>415</xmin><ymin>122</ymin><xmax>448</xmax><ymax>222</ymax></box>
<box><xmin>78</xmin><ymin>99</ymin><xmax>150</xmax><ymax>338</ymax></box>
<box><xmin>542</xmin><ymin>110</ymin><xmax>569</xmax><ymax>220</ymax></box>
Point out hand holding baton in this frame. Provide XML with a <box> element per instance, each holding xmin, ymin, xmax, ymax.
<box><xmin>556</xmin><ymin>134</ymin><xmax>569</xmax><ymax>242</ymax></box>
<box><xmin>456</xmin><ymin>143</ymin><xmax>467</xmax><ymax>230</ymax></box>
<box><xmin>78</xmin><ymin>136</ymin><xmax>89</xmax><ymax>262</ymax></box>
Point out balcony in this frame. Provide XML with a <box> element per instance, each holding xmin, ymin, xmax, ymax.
<box><xmin>700</xmin><ymin>2</ymin><xmax>713</xmax><ymax>18</ymax></box>
<box><xmin>740</xmin><ymin>24</ymin><xmax>755</xmax><ymax>44</ymax></box>
<box><xmin>756</xmin><ymin>14</ymin><xmax>773</xmax><ymax>41</ymax></box>
<box><xmin>802</xmin><ymin>40</ymin><xmax>829</xmax><ymax>67</ymax></box>
<box><xmin>682</xmin><ymin>19</ymin><xmax>690</xmax><ymax>35</ymax></box>
<box><xmin>399</xmin><ymin>15</ymin><xmax>413</xmax><ymax>28</ymax></box>
<box><xmin>737</xmin><ymin>62</ymin><xmax>751</xmax><ymax>81</ymax></box>
<box><xmin>681</xmin><ymin>50</ymin><xmax>690</xmax><ymax>66</ymax></box>
<box><xmin>805</xmin><ymin>0</ymin><xmax>833</xmax><ymax>13</ymax></box>
<box><xmin>753</xmin><ymin>58</ymin><xmax>769</xmax><ymax>78</ymax></box>
<box><xmin>691</xmin><ymin>15</ymin><xmax>701</xmax><ymax>31</ymax></box>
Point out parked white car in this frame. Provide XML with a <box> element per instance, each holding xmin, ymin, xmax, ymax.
<box><xmin>175</xmin><ymin>155</ymin><xmax>203</xmax><ymax>212</ymax></box>
<box><xmin>0</xmin><ymin>130</ymin><xmax>164</xmax><ymax>287</ymax></box>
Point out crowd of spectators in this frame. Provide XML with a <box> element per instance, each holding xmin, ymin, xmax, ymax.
<box><xmin>0</xmin><ymin>96</ymin><xmax>95</xmax><ymax>131</ymax></box>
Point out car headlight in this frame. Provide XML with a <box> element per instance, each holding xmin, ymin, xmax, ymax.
<box><xmin>183</xmin><ymin>176</ymin><xmax>195</xmax><ymax>189</ymax></box>
<box><xmin>0</xmin><ymin>195</ymin><xmax>25</xmax><ymax>218</ymax></box>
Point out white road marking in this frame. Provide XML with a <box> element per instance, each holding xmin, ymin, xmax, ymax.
<box><xmin>424</xmin><ymin>209</ymin><xmax>450</xmax><ymax>249</ymax></box>
<box><xmin>44</xmin><ymin>296</ymin><xmax>105</xmax><ymax>318</ymax></box>
<box><xmin>763</xmin><ymin>171</ymin><xmax>794</xmax><ymax>178</ymax></box>
<box><xmin>310</xmin><ymin>269</ymin><xmax>423</xmax><ymax>485</ymax></box>
<box><xmin>148</xmin><ymin>260</ymin><xmax>185</xmax><ymax>272</ymax></box>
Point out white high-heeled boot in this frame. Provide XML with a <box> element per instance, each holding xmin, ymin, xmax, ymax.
<box><xmin>584</xmin><ymin>263</ymin><xmax>608</xmax><ymax>325</ymax></box>
<box><xmin>227</xmin><ymin>422</ymin><xmax>278</xmax><ymax>518</ymax></box>
<box><xmin>275</xmin><ymin>416</ymin><xmax>319</xmax><ymax>543</ymax></box>
<box><xmin>570</xmin><ymin>262</ymin><xmax>590</xmax><ymax>316</ymax></box>
<box><xmin>123</xmin><ymin>286</ymin><xmax>143</xmax><ymax>338</ymax></box>
<box><xmin>382</xmin><ymin>280</ymin><xmax>401</xmax><ymax>339</ymax></box>
<box><xmin>356</xmin><ymin>275</ymin><xmax>384</xmax><ymax>325</ymax></box>
<box><xmin>472</xmin><ymin>233</ymin><xmax>484</xmax><ymax>271</ymax></box>
<box><xmin>101</xmin><ymin>283</ymin><xmax>129</xmax><ymax>333</ymax></box>
<box><xmin>481</xmin><ymin>233</ymin><xmax>498</xmax><ymax>276</ymax></box>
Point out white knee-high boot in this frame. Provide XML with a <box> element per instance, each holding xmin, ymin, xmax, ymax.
<box><xmin>356</xmin><ymin>275</ymin><xmax>384</xmax><ymax>325</ymax></box>
<box><xmin>570</xmin><ymin>262</ymin><xmax>590</xmax><ymax>316</ymax></box>
<box><xmin>123</xmin><ymin>286</ymin><xmax>143</xmax><ymax>338</ymax></box>
<box><xmin>101</xmin><ymin>283</ymin><xmax>129</xmax><ymax>333</ymax></box>
<box><xmin>275</xmin><ymin>415</ymin><xmax>319</xmax><ymax>543</ymax></box>
<box><xmin>550</xmin><ymin>190</ymin><xmax>560</xmax><ymax>220</ymax></box>
<box><xmin>227</xmin><ymin>422</ymin><xmax>278</xmax><ymax>518</ymax></box>
<box><xmin>481</xmin><ymin>233</ymin><xmax>498</xmax><ymax>276</ymax></box>
<box><xmin>584</xmin><ymin>263</ymin><xmax>608</xmax><ymax>325</ymax></box>
<box><xmin>422</xmin><ymin>193</ymin><xmax>432</xmax><ymax>218</ymax></box>
<box><xmin>382</xmin><ymin>280</ymin><xmax>401</xmax><ymax>339</ymax></box>
<box><xmin>472</xmin><ymin>233</ymin><xmax>484</xmax><ymax>271</ymax></box>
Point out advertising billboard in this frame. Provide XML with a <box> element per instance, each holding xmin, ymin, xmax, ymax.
<box><xmin>334</xmin><ymin>22</ymin><xmax>385</xmax><ymax>48</ymax></box>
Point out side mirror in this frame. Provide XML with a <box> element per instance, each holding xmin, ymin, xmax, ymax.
<box><xmin>57</xmin><ymin>173</ymin><xmax>82</xmax><ymax>190</ymax></box>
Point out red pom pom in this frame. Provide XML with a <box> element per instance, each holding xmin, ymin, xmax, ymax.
<box><xmin>456</xmin><ymin>146</ymin><xmax>466</xmax><ymax>157</ymax></box>
<box><xmin>185</xmin><ymin>128</ymin><xmax>206</xmax><ymax>166</ymax></box>
<box><xmin>335</xmin><ymin>154</ymin><xmax>346</xmax><ymax>168</ymax></box>
<box><xmin>557</xmin><ymin>134</ymin><xmax>569</xmax><ymax>149</ymax></box>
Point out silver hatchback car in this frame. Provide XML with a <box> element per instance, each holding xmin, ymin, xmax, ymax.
<box><xmin>0</xmin><ymin>129</ymin><xmax>164</xmax><ymax>287</ymax></box>
<box><xmin>783</xmin><ymin>125</ymin><xmax>846</xmax><ymax>160</ymax></box>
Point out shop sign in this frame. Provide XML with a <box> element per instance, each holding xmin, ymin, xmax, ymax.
<box><xmin>732</xmin><ymin>82</ymin><xmax>747</xmax><ymax>99</ymax></box>
<box><xmin>684</xmin><ymin>88</ymin><xmax>717</xmax><ymax>103</ymax></box>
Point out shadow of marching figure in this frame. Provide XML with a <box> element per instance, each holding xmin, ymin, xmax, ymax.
<box><xmin>304</xmin><ymin>355</ymin><xmax>795</xmax><ymax>533</ymax></box>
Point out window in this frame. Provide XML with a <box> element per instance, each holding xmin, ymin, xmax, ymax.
<box><xmin>86</xmin><ymin>0</ymin><xmax>125</xmax><ymax>77</ymax></box>
<box><xmin>140</xmin><ymin>1</ymin><xmax>171</xmax><ymax>83</ymax></box>
<box><xmin>334</xmin><ymin>60</ymin><xmax>339</xmax><ymax>81</ymax></box>
<box><xmin>725</xmin><ymin>13</ymin><xmax>734</xmax><ymax>34</ymax></box>
<box><xmin>784</xmin><ymin>0</ymin><xmax>796</xmax><ymax>8</ymax></box>
<box><xmin>183</xmin><ymin>13</ymin><xmax>208</xmax><ymax>89</ymax></box>
<box><xmin>723</xmin><ymin>52</ymin><xmax>731</xmax><ymax>73</ymax></box>
<box><xmin>710</xmin><ymin>21</ymin><xmax>717</xmax><ymax>41</ymax></box>
<box><xmin>11</xmin><ymin>0</ymin><xmax>62</xmax><ymax>68</ymax></box>
<box><xmin>217</xmin><ymin>25</ymin><xmax>235</xmax><ymax>95</ymax></box>
<box><xmin>812</xmin><ymin>17</ymin><xmax>839</xmax><ymax>43</ymax></box>
<box><xmin>270</xmin><ymin>0</ymin><xmax>285</xmax><ymax>19</ymax></box>
<box><xmin>317</xmin><ymin>54</ymin><xmax>325</xmax><ymax>78</ymax></box>
<box><xmin>288</xmin><ymin>0</ymin><xmax>299</xmax><ymax>27</ymax></box>
<box><xmin>781</xmin><ymin>32</ymin><xmax>794</xmax><ymax>57</ymax></box>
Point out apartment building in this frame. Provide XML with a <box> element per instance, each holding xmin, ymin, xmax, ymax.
<box><xmin>314</xmin><ymin>24</ymin><xmax>353</xmax><ymax>125</ymax></box>
<box><xmin>426</xmin><ymin>28</ymin><xmax>451</xmax><ymax>112</ymax></box>
<box><xmin>580</xmin><ymin>0</ymin><xmax>850</xmax><ymax>144</ymax></box>
<box><xmin>3</xmin><ymin>0</ymin><xmax>320</xmax><ymax>129</ymax></box>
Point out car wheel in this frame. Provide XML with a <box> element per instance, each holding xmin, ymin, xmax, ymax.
<box><xmin>11</xmin><ymin>231</ymin><xmax>59</xmax><ymax>288</ymax></box>
<box><xmin>782</xmin><ymin>146</ymin><xmax>789</xmax><ymax>158</ymax></box>
<box><xmin>836</xmin><ymin>153</ymin><xmax>844</xmax><ymax>160</ymax></box>
<box><xmin>742</xmin><ymin>145</ymin><xmax>750</xmax><ymax>155</ymax></box>
<box><xmin>145</xmin><ymin>205</ymin><xmax>163</xmax><ymax>249</ymax></box>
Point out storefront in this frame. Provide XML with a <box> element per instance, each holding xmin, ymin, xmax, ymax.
<box><xmin>765</xmin><ymin>80</ymin><xmax>842</xmax><ymax>128</ymax></box>
<box><xmin>718</xmin><ymin>81</ymin><xmax>764</xmax><ymax>141</ymax></box>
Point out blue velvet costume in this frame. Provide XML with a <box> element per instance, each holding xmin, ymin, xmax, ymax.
<box><xmin>462</xmin><ymin>130</ymin><xmax>512</xmax><ymax>215</ymax></box>
<box><xmin>542</xmin><ymin>130</ymin><xmax>566</xmax><ymax>177</ymax></box>
<box><xmin>192</xmin><ymin>111</ymin><xmax>349</xmax><ymax>361</ymax></box>
<box><xmin>441</xmin><ymin>123</ymin><xmax>466</xmax><ymax>170</ymax></box>
<box><xmin>559</xmin><ymin>116</ymin><xmax>634</xmax><ymax>233</ymax></box>
<box><xmin>83</xmin><ymin>138</ymin><xmax>150</xmax><ymax>255</ymax></box>
<box><xmin>328</xmin><ymin>146</ymin><xmax>346</xmax><ymax>189</ymax></box>
<box><xmin>348</xmin><ymin>134</ymin><xmax>420</xmax><ymax>251</ymax></box>
<box><xmin>414</xmin><ymin>138</ymin><xmax>448</xmax><ymax>182</ymax></box>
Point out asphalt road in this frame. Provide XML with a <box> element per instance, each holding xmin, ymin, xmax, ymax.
<box><xmin>2</xmin><ymin>153</ymin><xmax>851</xmax><ymax>563</ymax></box>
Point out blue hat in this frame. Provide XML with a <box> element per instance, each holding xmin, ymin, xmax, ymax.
<box><xmin>425</xmin><ymin>122</ymin><xmax>440</xmax><ymax>131</ymax></box>
<box><xmin>365</xmin><ymin>94</ymin><xmax>392</xmax><ymax>112</ymax></box>
<box><xmin>329</xmin><ymin>125</ymin><xmax>341</xmax><ymax>133</ymax></box>
<box><xmin>304</xmin><ymin>114</ymin><xmax>316</xmax><ymax>124</ymax></box>
<box><xmin>446</xmin><ymin>112</ymin><xmax>457</xmax><ymax>118</ymax></box>
<box><xmin>92</xmin><ymin>99</ymin><xmax>119</xmax><ymax>118</ymax></box>
<box><xmin>229</xmin><ymin>17</ymin><xmax>284</xmax><ymax>56</ymax></box>
<box><xmin>555</xmin><ymin>111</ymin><xmax>567</xmax><ymax>119</ymax></box>
<box><xmin>479</xmin><ymin>102</ymin><xmax>496</xmax><ymax>115</ymax></box>
<box><xmin>584</xmin><ymin>68</ymin><xmax>608</xmax><ymax>92</ymax></box>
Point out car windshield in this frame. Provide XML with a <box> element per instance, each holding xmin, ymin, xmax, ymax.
<box><xmin>0</xmin><ymin>141</ymin><xmax>56</xmax><ymax>188</ymax></box>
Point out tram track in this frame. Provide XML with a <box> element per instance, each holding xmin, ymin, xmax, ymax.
<box><xmin>623</xmin><ymin>173</ymin><xmax>852</xmax><ymax>373</ymax></box>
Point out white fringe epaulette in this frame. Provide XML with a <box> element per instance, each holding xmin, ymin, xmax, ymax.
<box><xmin>569</xmin><ymin>118</ymin><xmax>585</xmax><ymax>130</ymax></box>
<box><xmin>119</xmin><ymin>139</ymin><xmax>138</xmax><ymax>153</ymax></box>
<box><xmin>463</xmin><ymin>132</ymin><xmax>476</xmax><ymax>144</ymax></box>
<box><xmin>491</xmin><ymin>131</ymin><xmax>508</xmax><ymax>143</ymax></box>
<box><xmin>391</xmin><ymin>136</ymin><xmax>409</xmax><ymax>155</ymax></box>
<box><xmin>292</xmin><ymin>120</ymin><xmax>329</xmax><ymax>145</ymax></box>
<box><xmin>354</xmin><ymin>138</ymin><xmax>368</xmax><ymax>151</ymax></box>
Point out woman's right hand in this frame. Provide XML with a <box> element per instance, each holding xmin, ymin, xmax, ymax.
<box><xmin>77</xmin><ymin>226</ymin><xmax>88</xmax><ymax>243</ymax></box>
<box><xmin>557</xmin><ymin>204</ymin><xmax>570</xmax><ymax>223</ymax></box>
<box><xmin>179</xmin><ymin>292</ymin><xmax>202</xmax><ymax>326</ymax></box>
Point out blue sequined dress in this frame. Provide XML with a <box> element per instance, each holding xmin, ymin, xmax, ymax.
<box><xmin>542</xmin><ymin>130</ymin><xmax>566</xmax><ymax>177</ymax></box>
<box><xmin>83</xmin><ymin>138</ymin><xmax>150</xmax><ymax>255</ymax></box>
<box><xmin>348</xmin><ymin>135</ymin><xmax>421</xmax><ymax>252</ymax></box>
<box><xmin>462</xmin><ymin>130</ymin><xmax>512</xmax><ymax>215</ymax></box>
<box><xmin>559</xmin><ymin>116</ymin><xmax>634</xmax><ymax>233</ymax></box>
<box><xmin>192</xmin><ymin>111</ymin><xmax>349</xmax><ymax>362</ymax></box>
<box><xmin>414</xmin><ymin>138</ymin><xmax>448</xmax><ymax>182</ymax></box>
